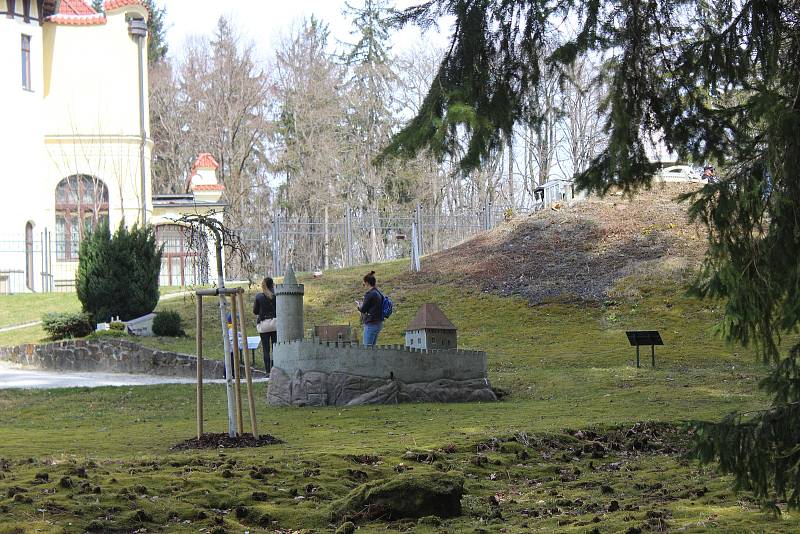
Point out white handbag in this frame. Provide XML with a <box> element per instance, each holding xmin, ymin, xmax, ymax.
<box><xmin>256</xmin><ymin>318</ymin><xmax>277</xmax><ymax>333</ymax></box>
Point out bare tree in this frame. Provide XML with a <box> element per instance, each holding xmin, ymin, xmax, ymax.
<box><xmin>555</xmin><ymin>57</ymin><xmax>607</xmax><ymax>180</ymax></box>
<box><xmin>150</xmin><ymin>60</ymin><xmax>195</xmax><ymax>194</ymax></box>
<box><xmin>271</xmin><ymin>17</ymin><xmax>349</xmax><ymax>270</ymax></box>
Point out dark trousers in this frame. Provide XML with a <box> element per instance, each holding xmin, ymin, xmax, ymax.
<box><xmin>259</xmin><ymin>331</ymin><xmax>277</xmax><ymax>372</ymax></box>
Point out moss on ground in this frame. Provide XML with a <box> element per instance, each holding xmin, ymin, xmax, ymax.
<box><xmin>0</xmin><ymin>262</ymin><xmax>798</xmax><ymax>531</ymax></box>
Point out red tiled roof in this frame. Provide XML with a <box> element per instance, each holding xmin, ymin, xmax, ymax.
<box><xmin>47</xmin><ymin>0</ymin><xmax>148</xmax><ymax>25</ymax></box>
<box><xmin>185</xmin><ymin>153</ymin><xmax>221</xmax><ymax>192</ymax></box>
<box><xmin>48</xmin><ymin>0</ymin><xmax>105</xmax><ymax>25</ymax></box>
<box><xmin>406</xmin><ymin>303</ymin><xmax>457</xmax><ymax>331</ymax></box>
<box><xmin>192</xmin><ymin>184</ymin><xmax>225</xmax><ymax>192</ymax></box>
<box><xmin>104</xmin><ymin>0</ymin><xmax>148</xmax><ymax>15</ymax></box>
<box><xmin>47</xmin><ymin>13</ymin><xmax>105</xmax><ymax>24</ymax></box>
<box><xmin>59</xmin><ymin>0</ymin><xmax>96</xmax><ymax>15</ymax></box>
<box><xmin>191</xmin><ymin>153</ymin><xmax>220</xmax><ymax>174</ymax></box>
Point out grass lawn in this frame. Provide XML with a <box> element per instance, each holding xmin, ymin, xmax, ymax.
<box><xmin>0</xmin><ymin>262</ymin><xmax>798</xmax><ymax>532</ymax></box>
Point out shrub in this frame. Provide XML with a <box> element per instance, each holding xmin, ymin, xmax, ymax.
<box><xmin>42</xmin><ymin>312</ymin><xmax>94</xmax><ymax>340</ymax></box>
<box><xmin>152</xmin><ymin>311</ymin><xmax>183</xmax><ymax>337</ymax></box>
<box><xmin>76</xmin><ymin>222</ymin><xmax>162</xmax><ymax>323</ymax></box>
<box><xmin>109</xmin><ymin>321</ymin><xmax>126</xmax><ymax>331</ymax></box>
<box><xmin>86</xmin><ymin>330</ymin><xmax>128</xmax><ymax>341</ymax></box>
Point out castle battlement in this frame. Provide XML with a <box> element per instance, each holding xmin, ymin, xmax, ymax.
<box><xmin>273</xmin><ymin>337</ymin><xmax>485</xmax><ymax>358</ymax></box>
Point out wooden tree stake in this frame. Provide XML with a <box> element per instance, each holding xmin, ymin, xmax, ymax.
<box><xmin>230</xmin><ymin>293</ymin><xmax>245</xmax><ymax>436</ymax></box>
<box><xmin>237</xmin><ymin>292</ymin><xmax>259</xmax><ymax>439</ymax></box>
<box><xmin>196</xmin><ymin>296</ymin><xmax>204</xmax><ymax>440</ymax></box>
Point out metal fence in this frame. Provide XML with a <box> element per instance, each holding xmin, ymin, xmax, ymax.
<box><xmin>246</xmin><ymin>179</ymin><xmax>581</xmax><ymax>277</ymax></box>
<box><xmin>0</xmin><ymin>180</ymin><xmax>580</xmax><ymax>292</ymax></box>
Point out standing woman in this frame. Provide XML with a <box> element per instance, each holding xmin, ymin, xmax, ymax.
<box><xmin>253</xmin><ymin>277</ymin><xmax>277</xmax><ymax>372</ymax></box>
<box><xmin>356</xmin><ymin>270</ymin><xmax>383</xmax><ymax>346</ymax></box>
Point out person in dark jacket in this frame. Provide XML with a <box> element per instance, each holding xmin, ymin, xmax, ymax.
<box><xmin>356</xmin><ymin>270</ymin><xmax>383</xmax><ymax>346</ymax></box>
<box><xmin>253</xmin><ymin>277</ymin><xmax>277</xmax><ymax>372</ymax></box>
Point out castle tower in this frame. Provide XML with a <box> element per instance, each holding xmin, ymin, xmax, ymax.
<box><xmin>275</xmin><ymin>266</ymin><xmax>304</xmax><ymax>342</ymax></box>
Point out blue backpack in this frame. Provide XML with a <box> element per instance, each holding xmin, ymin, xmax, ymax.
<box><xmin>378</xmin><ymin>290</ymin><xmax>393</xmax><ymax>320</ymax></box>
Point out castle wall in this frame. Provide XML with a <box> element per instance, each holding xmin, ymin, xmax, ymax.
<box><xmin>272</xmin><ymin>339</ymin><xmax>488</xmax><ymax>384</ymax></box>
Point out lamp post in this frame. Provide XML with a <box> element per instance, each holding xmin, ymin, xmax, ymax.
<box><xmin>128</xmin><ymin>17</ymin><xmax>148</xmax><ymax>226</ymax></box>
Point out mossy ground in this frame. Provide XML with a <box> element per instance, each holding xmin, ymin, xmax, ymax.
<box><xmin>0</xmin><ymin>261</ymin><xmax>798</xmax><ymax>532</ymax></box>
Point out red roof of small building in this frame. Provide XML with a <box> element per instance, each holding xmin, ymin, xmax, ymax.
<box><xmin>191</xmin><ymin>153</ymin><xmax>220</xmax><ymax>175</ymax></box>
<box><xmin>192</xmin><ymin>184</ymin><xmax>226</xmax><ymax>192</ymax></box>
<box><xmin>406</xmin><ymin>303</ymin><xmax>457</xmax><ymax>331</ymax></box>
<box><xmin>185</xmin><ymin>154</ymin><xmax>222</xmax><ymax>192</ymax></box>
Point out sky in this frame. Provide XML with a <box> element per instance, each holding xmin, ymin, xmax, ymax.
<box><xmin>162</xmin><ymin>0</ymin><xmax>451</xmax><ymax>61</ymax></box>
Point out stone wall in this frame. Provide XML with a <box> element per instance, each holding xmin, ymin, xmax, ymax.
<box><xmin>273</xmin><ymin>339</ymin><xmax>488</xmax><ymax>384</ymax></box>
<box><xmin>268</xmin><ymin>367</ymin><xmax>497</xmax><ymax>407</ymax></box>
<box><xmin>267</xmin><ymin>339</ymin><xmax>495</xmax><ymax>406</ymax></box>
<box><xmin>0</xmin><ymin>339</ymin><xmax>238</xmax><ymax>379</ymax></box>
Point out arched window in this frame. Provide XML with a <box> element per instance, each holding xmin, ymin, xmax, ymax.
<box><xmin>25</xmin><ymin>222</ymin><xmax>34</xmax><ymax>290</ymax></box>
<box><xmin>55</xmin><ymin>176</ymin><xmax>109</xmax><ymax>261</ymax></box>
<box><xmin>155</xmin><ymin>224</ymin><xmax>207</xmax><ymax>287</ymax></box>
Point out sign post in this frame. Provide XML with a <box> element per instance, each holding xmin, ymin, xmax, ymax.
<box><xmin>625</xmin><ymin>331</ymin><xmax>664</xmax><ymax>368</ymax></box>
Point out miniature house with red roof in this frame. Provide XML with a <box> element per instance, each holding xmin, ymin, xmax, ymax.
<box><xmin>405</xmin><ymin>303</ymin><xmax>458</xmax><ymax>350</ymax></box>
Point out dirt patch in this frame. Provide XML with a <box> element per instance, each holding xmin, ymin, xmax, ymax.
<box><xmin>420</xmin><ymin>184</ymin><xmax>706</xmax><ymax>304</ymax></box>
<box><xmin>171</xmin><ymin>433</ymin><xmax>283</xmax><ymax>450</ymax></box>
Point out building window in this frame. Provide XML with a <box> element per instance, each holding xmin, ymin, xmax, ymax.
<box><xmin>21</xmin><ymin>34</ymin><xmax>31</xmax><ymax>90</ymax></box>
<box><xmin>156</xmin><ymin>224</ymin><xmax>206</xmax><ymax>287</ymax></box>
<box><xmin>55</xmin><ymin>176</ymin><xmax>109</xmax><ymax>261</ymax></box>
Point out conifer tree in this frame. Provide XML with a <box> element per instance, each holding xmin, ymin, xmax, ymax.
<box><xmin>343</xmin><ymin>0</ymin><xmax>400</xmax><ymax>207</ymax></box>
<box><xmin>142</xmin><ymin>0</ymin><xmax>168</xmax><ymax>64</ymax></box>
<box><xmin>386</xmin><ymin>0</ymin><xmax>800</xmax><ymax>510</ymax></box>
<box><xmin>76</xmin><ymin>223</ymin><xmax>162</xmax><ymax>323</ymax></box>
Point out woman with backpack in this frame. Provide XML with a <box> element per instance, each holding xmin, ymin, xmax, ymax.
<box><xmin>356</xmin><ymin>270</ymin><xmax>385</xmax><ymax>346</ymax></box>
<box><xmin>253</xmin><ymin>277</ymin><xmax>277</xmax><ymax>372</ymax></box>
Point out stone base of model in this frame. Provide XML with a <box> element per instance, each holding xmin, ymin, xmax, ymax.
<box><xmin>267</xmin><ymin>367</ymin><xmax>497</xmax><ymax>406</ymax></box>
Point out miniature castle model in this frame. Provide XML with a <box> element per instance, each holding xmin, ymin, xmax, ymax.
<box><xmin>267</xmin><ymin>268</ymin><xmax>496</xmax><ymax>406</ymax></box>
<box><xmin>405</xmin><ymin>303</ymin><xmax>457</xmax><ymax>350</ymax></box>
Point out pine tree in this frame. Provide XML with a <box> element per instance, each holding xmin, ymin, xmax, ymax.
<box><xmin>343</xmin><ymin>0</ymin><xmax>408</xmax><ymax>261</ymax></box>
<box><xmin>343</xmin><ymin>0</ymin><xmax>399</xmax><ymax>207</ymax></box>
<box><xmin>387</xmin><ymin>0</ymin><xmax>800</xmax><ymax>510</ymax></box>
<box><xmin>143</xmin><ymin>0</ymin><xmax>168</xmax><ymax>64</ymax></box>
<box><xmin>76</xmin><ymin>222</ymin><xmax>162</xmax><ymax>323</ymax></box>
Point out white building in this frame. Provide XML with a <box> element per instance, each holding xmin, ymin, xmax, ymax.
<box><xmin>0</xmin><ymin>0</ymin><xmax>223</xmax><ymax>293</ymax></box>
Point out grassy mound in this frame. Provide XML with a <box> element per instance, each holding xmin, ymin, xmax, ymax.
<box><xmin>331</xmin><ymin>471</ymin><xmax>464</xmax><ymax>522</ymax></box>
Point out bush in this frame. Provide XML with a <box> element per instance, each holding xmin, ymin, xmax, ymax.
<box><xmin>109</xmin><ymin>321</ymin><xmax>126</xmax><ymax>331</ymax></box>
<box><xmin>86</xmin><ymin>330</ymin><xmax>128</xmax><ymax>341</ymax></box>
<box><xmin>152</xmin><ymin>311</ymin><xmax>183</xmax><ymax>337</ymax></box>
<box><xmin>75</xmin><ymin>222</ymin><xmax>162</xmax><ymax>323</ymax></box>
<box><xmin>42</xmin><ymin>312</ymin><xmax>94</xmax><ymax>340</ymax></box>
